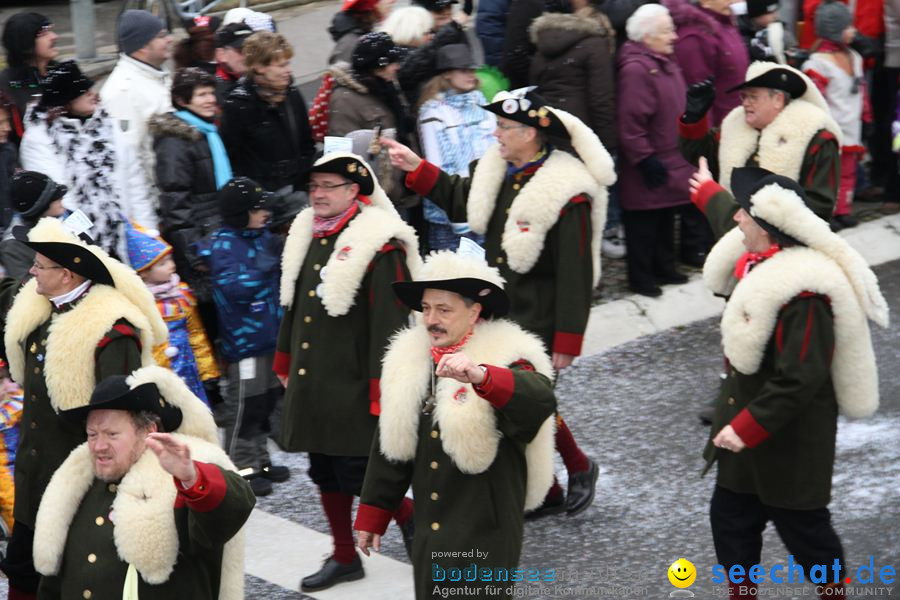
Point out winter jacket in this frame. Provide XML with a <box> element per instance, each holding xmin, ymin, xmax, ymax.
<box><xmin>663</xmin><ymin>0</ymin><xmax>749</xmax><ymax>127</ymax></box>
<box><xmin>397</xmin><ymin>21</ymin><xmax>469</xmax><ymax>106</ymax></box>
<box><xmin>0</xmin><ymin>64</ymin><xmax>55</xmax><ymax>147</ymax></box>
<box><xmin>100</xmin><ymin>54</ymin><xmax>173</xmax><ymax>191</ymax></box>
<box><xmin>328</xmin><ymin>11</ymin><xmax>370</xmax><ymax>65</ymax></box>
<box><xmin>617</xmin><ymin>41</ymin><xmax>694</xmax><ymax>210</ymax></box>
<box><xmin>529</xmin><ymin>9</ymin><xmax>617</xmax><ymax>152</ymax></box>
<box><xmin>501</xmin><ymin>0</ymin><xmax>549</xmax><ymax>89</ymax></box>
<box><xmin>199</xmin><ymin>227</ymin><xmax>283</xmax><ymax>363</ymax></box>
<box><xmin>150</xmin><ymin>112</ymin><xmax>222</xmax><ymax>300</ymax></box>
<box><xmin>475</xmin><ymin>0</ymin><xmax>510</xmax><ymax>66</ymax></box>
<box><xmin>220</xmin><ymin>77</ymin><xmax>316</xmax><ymax>193</ymax></box>
<box><xmin>0</xmin><ymin>142</ymin><xmax>17</xmax><ymax>232</ymax></box>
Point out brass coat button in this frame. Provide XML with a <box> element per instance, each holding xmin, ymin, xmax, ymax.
<box><xmin>87</xmin><ymin>553</ymin><xmax>97</xmax><ymax>563</ymax></box>
<box><xmin>301</xmin><ymin>342</ymin><xmax>310</xmax><ymax>350</ymax></box>
<box><xmin>320</xmin><ymin>239</ymin><xmax>328</xmax><ymax>245</ymax></box>
<box><xmin>308</xmin><ymin>290</ymin><xmax>316</xmax><ymax>297</ymax></box>
<box><xmin>496</xmin><ymin>257</ymin><xmax>504</xmax><ymax>264</ymax></box>
<box><xmin>313</xmin><ymin>264</ymin><xmax>321</xmax><ymax>271</ymax></box>
<box><xmin>727</xmin><ymin>397</ymin><xmax>736</xmax><ymax>406</ymax></box>
<box><xmin>430</xmin><ymin>430</ymin><xmax>438</xmax><ymax>439</ymax></box>
<box><xmin>95</xmin><ymin>516</ymin><xmax>105</xmax><ymax>526</ymax></box>
<box><xmin>430</xmin><ymin>492</ymin><xmax>439</xmax><ymax>501</ymax></box>
<box><xmin>430</xmin><ymin>461</ymin><xmax>438</xmax><ymax>470</ymax></box>
<box><xmin>108</xmin><ymin>484</ymin><xmax>117</xmax><ymax>493</ymax></box>
<box><xmin>30</xmin><ymin>421</ymin><xmax>36</xmax><ymax>429</ymax></box>
<box><xmin>83</xmin><ymin>590</ymin><xmax>92</xmax><ymax>599</ymax></box>
<box><xmin>431</xmin><ymin>522</ymin><xmax>440</xmax><ymax>531</ymax></box>
<box><xmin>33</xmin><ymin>367</ymin><xmax>40</xmax><ymax>375</ymax></box>
<box><xmin>298</xmin><ymin>368</ymin><xmax>307</xmax><ymax>376</ymax></box>
<box><xmin>304</xmin><ymin>316</ymin><xmax>312</xmax><ymax>323</ymax></box>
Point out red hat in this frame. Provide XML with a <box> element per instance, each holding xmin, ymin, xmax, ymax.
<box><xmin>342</xmin><ymin>0</ymin><xmax>379</xmax><ymax>12</ymax></box>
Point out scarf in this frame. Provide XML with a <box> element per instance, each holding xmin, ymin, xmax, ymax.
<box><xmin>174</xmin><ymin>110</ymin><xmax>233</xmax><ymax>189</ymax></box>
<box><xmin>312</xmin><ymin>201</ymin><xmax>359</xmax><ymax>237</ymax></box>
<box><xmin>147</xmin><ymin>273</ymin><xmax>184</xmax><ymax>301</ymax></box>
<box><xmin>733</xmin><ymin>244</ymin><xmax>781</xmax><ymax>280</ymax></box>
<box><xmin>506</xmin><ymin>146</ymin><xmax>551</xmax><ymax>178</ymax></box>
<box><xmin>430</xmin><ymin>329</ymin><xmax>473</xmax><ymax>363</ymax></box>
<box><xmin>253</xmin><ymin>76</ymin><xmax>288</xmax><ymax>105</ymax></box>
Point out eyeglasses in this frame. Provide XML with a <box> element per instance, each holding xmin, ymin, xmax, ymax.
<box><xmin>32</xmin><ymin>260</ymin><xmax>63</xmax><ymax>271</ymax></box>
<box><xmin>496</xmin><ymin>123</ymin><xmax>526</xmax><ymax>131</ymax></box>
<box><xmin>306</xmin><ymin>182</ymin><xmax>352</xmax><ymax>192</ymax></box>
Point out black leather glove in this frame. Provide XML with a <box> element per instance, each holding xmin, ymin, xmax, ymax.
<box><xmin>637</xmin><ymin>155</ymin><xmax>669</xmax><ymax>189</ymax></box>
<box><xmin>683</xmin><ymin>78</ymin><xmax>716</xmax><ymax>124</ymax></box>
<box><xmin>850</xmin><ymin>32</ymin><xmax>880</xmax><ymax>59</ymax></box>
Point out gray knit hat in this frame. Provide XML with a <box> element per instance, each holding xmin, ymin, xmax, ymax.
<box><xmin>118</xmin><ymin>9</ymin><xmax>166</xmax><ymax>55</ymax></box>
<box><xmin>815</xmin><ymin>1</ymin><xmax>852</xmax><ymax>43</ymax></box>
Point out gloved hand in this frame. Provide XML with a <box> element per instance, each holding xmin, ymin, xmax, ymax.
<box><xmin>637</xmin><ymin>155</ymin><xmax>669</xmax><ymax>189</ymax></box>
<box><xmin>683</xmin><ymin>78</ymin><xmax>716</xmax><ymax>124</ymax></box>
<box><xmin>749</xmin><ymin>31</ymin><xmax>774</xmax><ymax>62</ymax></box>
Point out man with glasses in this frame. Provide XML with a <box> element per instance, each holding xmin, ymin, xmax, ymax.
<box><xmin>274</xmin><ymin>152</ymin><xmax>421</xmax><ymax>592</ymax></box>
<box><xmin>383</xmin><ymin>87</ymin><xmax>616</xmax><ymax>519</ymax></box>
<box><xmin>680</xmin><ymin>63</ymin><xmax>842</xmax><ymax>240</ymax></box>
<box><xmin>0</xmin><ymin>216</ymin><xmax>166</xmax><ymax>600</ymax></box>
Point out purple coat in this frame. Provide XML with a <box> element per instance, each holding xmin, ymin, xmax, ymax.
<box><xmin>616</xmin><ymin>41</ymin><xmax>694</xmax><ymax>211</ymax></box>
<box><xmin>663</xmin><ymin>0</ymin><xmax>749</xmax><ymax>127</ymax></box>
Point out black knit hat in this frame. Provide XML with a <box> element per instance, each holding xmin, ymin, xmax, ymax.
<box><xmin>61</xmin><ymin>375</ymin><xmax>183</xmax><ymax>433</ymax></box>
<box><xmin>118</xmin><ymin>9</ymin><xmax>167</xmax><ymax>56</ymax></box>
<box><xmin>352</xmin><ymin>32</ymin><xmax>405</xmax><ymax>74</ymax></box>
<box><xmin>10</xmin><ymin>171</ymin><xmax>67</xmax><ymax>219</ymax></box>
<box><xmin>1</xmin><ymin>12</ymin><xmax>52</xmax><ymax>69</ymax></box>
<box><xmin>38</xmin><ymin>60</ymin><xmax>94</xmax><ymax>108</ymax></box>
<box><xmin>219</xmin><ymin>177</ymin><xmax>274</xmax><ymax>228</ymax></box>
<box><xmin>815</xmin><ymin>0</ymin><xmax>853</xmax><ymax>43</ymax></box>
<box><xmin>731</xmin><ymin>167</ymin><xmax>804</xmax><ymax>246</ymax></box>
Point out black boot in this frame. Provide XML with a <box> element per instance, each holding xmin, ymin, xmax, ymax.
<box><xmin>300</xmin><ymin>556</ymin><xmax>365</xmax><ymax>592</ymax></box>
<box><xmin>565</xmin><ymin>459</ymin><xmax>598</xmax><ymax>516</ymax></box>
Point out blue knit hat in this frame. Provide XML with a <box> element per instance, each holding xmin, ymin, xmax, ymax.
<box><xmin>125</xmin><ymin>220</ymin><xmax>171</xmax><ymax>272</ymax></box>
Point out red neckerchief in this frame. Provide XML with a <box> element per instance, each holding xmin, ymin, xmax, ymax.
<box><xmin>215</xmin><ymin>64</ymin><xmax>239</xmax><ymax>82</ymax></box>
<box><xmin>816</xmin><ymin>39</ymin><xmax>850</xmax><ymax>53</ymax></box>
<box><xmin>734</xmin><ymin>244</ymin><xmax>781</xmax><ymax>280</ymax></box>
<box><xmin>312</xmin><ymin>202</ymin><xmax>360</xmax><ymax>238</ymax></box>
<box><xmin>431</xmin><ymin>329</ymin><xmax>473</xmax><ymax>364</ymax></box>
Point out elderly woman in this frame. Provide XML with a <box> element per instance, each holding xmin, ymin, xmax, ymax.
<box><xmin>378</xmin><ymin>6</ymin><xmax>435</xmax><ymax>48</ymax></box>
<box><xmin>617</xmin><ymin>4</ymin><xmax>695</xmax><ymax>297</ymax></box>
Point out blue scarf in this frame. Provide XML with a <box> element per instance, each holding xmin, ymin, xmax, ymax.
<box><xmin>175</xmin><ymin>110</ymin><xmax>233</xmax><ymax>189</ymax></box>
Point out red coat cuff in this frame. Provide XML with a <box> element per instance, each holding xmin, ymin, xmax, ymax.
<box><xmin>273</xmin><ymin>351</ymin><xmax>291</xmax><ymax>377</ymax></box>
<box><xmin>473</xmin><ymin>364</ymin><xmax>514</xmax><ymax>409</ymax></box>
<box><xmin>693</xmin><ymin>180</ymin><xmax>725</xmax><ymax>214</ymax></box>
<box><xmin>679</xmin><ymin>115</ymin><xmax>709</xmax><ymax>140</ymax></box>
<box><xmin>369</xmin><ymin>378</ymin><xmax>381</xmax><ymax>416</ymax></box>
<box><xmin>730</xmin><ymin>408</ymin><xmax>770</xmax><ymax>449</ymax></box>
<box><xmin>174</xmin><ymin>461</ymin><xmax>227</xmax><ymax>512</ymax></box>
<box><xmin>354</xmin><ymin>503</ymin><xmax>393</xmax><ymax>536</ymax></box>
<box><xmin>552</xmin><ymin>332</ymin><xmax>583</xmax><ymax>356</ymax></box>
<box><xmin>405</xmin><ymin>160</ymin><xmax>440</xmax><ymax>195</ymax></box>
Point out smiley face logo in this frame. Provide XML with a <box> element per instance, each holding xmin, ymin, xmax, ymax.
<box><xmin>668</xmin><ymin>559</ymin><xmax>696</xmax><ymax>588</ymax></box>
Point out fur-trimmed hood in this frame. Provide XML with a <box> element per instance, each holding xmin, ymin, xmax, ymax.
<box><xmin>148</xmin><ymin>112</ymin><xmax>203</xmax><ymax>142</ymax></box>
<box><xmin>33</xmin><ymin>366</ymin><xmax>244</xmax><ymax>599</ymax></box>
<box><xmin>529</xmin><ymin>12</ymin><xmax>609</xmax><ymax>56</ymax></box>
<box><xmin>330</xmin><ymin>61</ymin><xmax>370</xmax><ymax>95</ymax></box>
<box><xmin>378</xmin><ymin>319</ymin><xmax>556</xmax><ymax>511</ymax></box>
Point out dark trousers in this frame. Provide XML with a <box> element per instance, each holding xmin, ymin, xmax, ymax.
<box><xmin>308</xmin><ymin>453</ymin><xmax>369</xmax><ymax>496</ymax></box>
<box><xmin>679</xmin><ymin>203</ymin><xmax>714</xmax><ymax>259</ymax></box>
<box><xmin>869</xmin><ymin>63</ymin><xmax>900</xmax><ymax>194</ymax></box>
<box><xmin>0</xmin><ymin>520</ymin><xmax>39</xmax><ymax>593</ymax></box>
<box><xmin>710</xmin><ymin>486</ymin><xmax>845</xmax><ymax>584</ymax></box>
<box><xmin>622</xmin><ymin>207</ymin><xmax>679</xmax><ymax>289</ymax></box>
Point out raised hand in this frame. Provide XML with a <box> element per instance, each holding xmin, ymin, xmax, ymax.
<box><xmin>683</xmin><ymin>78</ymin><xmax>716</xmax><ymax>124</ymax></box>
<box><xmin>380</xmin><ymin>137</ymin><xmax>423</xmax><ymax>172</ymax></box>
<box><xmin>436</xmin><ymin>353</ymin><xmax>485</xmax><ymax>385</ymax></box>
<box><xmin>146</xmin><ymin>432</ymin><xmax>198</xmax><ymax>488</ymax></box>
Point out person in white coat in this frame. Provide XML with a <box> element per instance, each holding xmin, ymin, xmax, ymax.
<box><xmin>100</xmin><ymin>10</ymin><xmax>173</xmax><ymax>196</ymax></box>
<box><xmin>20</xmin><ymin>61</ymin><xmax>154</xmax><ymax>260</ymax></box>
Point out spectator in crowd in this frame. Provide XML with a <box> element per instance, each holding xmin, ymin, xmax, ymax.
<box><xmin>127</xmin><ymin>222</ymin><xmax>221</xmax><ymax>408</ymax></box>
<box><xmin>476</xmin><ymin>0</ymin><xmax>509</xmax><ymax>66</ymax></box>
<box><xmin>870</xmin><ymin>0</ymin><xmax>900</xmax><ymax>210</ymax></box>
<box><xmin>223</xmin><ymin>7</ymin><xmax>278</xmax><ymax>32</ymax></box>
<box><xmin>328</xmin><ymin>0</ymin><xmax>395</xmax><ymax>65</ymax></box>
<box><xmin>413</xmin><ymin>0</ymin><xmax>459</xmax><ymax>28</ymax></box>
<box><xmin>0</xmin><ymin>358</ymin><xmax>23</xmax><ymax>540</ymax></box>
<box><xmin>737</xmin><ymin>0</ymin><xmax>795</xmax><ymax>63</ymax></box>
<box><xmin>0</xmin><ymin>12</ymin><xmax>58</xmax><ymax>146</ymax></box>
<box><xmin>379</xmin><ymin>6</ymin><xmax>435</xmax><ymax>49</ymax></box>
<box><xmin>0</xmin><ymin>92</ymin><xmax>17</xmax><ymax>234</ymax></box>
<box><xmin>799</xmin><ymin>0</ymin><xmax>884</xmax><ymax>51</ymax></box>
<box><xmin>214</xmin><ymin>22</ymin><xmax>253</xmax><ymax>103</ymax></box>
<box><xmin>101</xmin><ymin>10</ymin><xmax>174</xmax><ymax>197</ymax></box>
<box><xmin>199</xmin><ymin>178</ymin><xmax>288</xmax><ymax>498</ymax></box>
<box><xmin>328</xmin><ymin>33</ymin><xmax>416</xmax><ymax>210</ymax></box>
<box><xmin>151</xmin><ymin>67</ymin><xmax>232</xmax><ymax>341</ymax></box>
<box><xmin>174</xmin><ymin>15</ymin><xmax>221</xmax><ymax>75</ymax></box>
<box><xmin>803</xmin><ymin>0</ymin><xmax>866</xmax><ymax>231</ymax></box>
<box><xmin>618</xmin><ymin>4</ymin><xmax>695</xmax><ymax>297</ymax></box>
<box><xmin>501</xmin><ymin>0</ymin><xmax>569</xmax><ymax>89</ymax></box>
<box><xmin>221</xmin><ymin>32</ymin><xmax>316</xmax><ymax>223</ymax></box>
<box><xmin>21</xmin><ymin>61</ymin><xmax>155</xmax><ymax>260</ymax></box>
<box><xmin>396</xmin><ymin>14</ymin><xmax>470</xmax><ymax>107</ymax></box>
<box><xmin>417</xmin><ymin>44</ymin><xmax>495</xmax><ymax>250</ymax></box>
<box><xmin>0</xmin><ymin>172</ymin><xmax>67</xmax><ymax>281</ymax></box>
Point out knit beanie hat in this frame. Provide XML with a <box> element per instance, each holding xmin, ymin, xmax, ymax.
<box><xmin>815</xmin><ymin>1</ymin><xmax>852</xmax><ymax>43</ymax></box>
<box><xmin>38</xmin><ymin>60</ymin><xmax>94</xmax><ymax>108</ymax></box>
<box><xmin>351</xmin><ymin>32</ymin><xmax>404</xmax><ymax>75</ymax></box>
<box><xmin>219</xmin><ymin>177</ymin><xmax>273</xmax><ymax>228</ymax></box>
<box><xmin>118</xmin><ymin>9</ymin><xmax>166</xmax><ymax>55</ymax></box>
<box><xmin>10</xmin><ymin>171</ymin><xmax>67</xmax><ymax>220</ymax></box>
<box><xmin>1</xmin><ymin>12</ymin><xmax>52</xmax><ymax>69</ymax></box>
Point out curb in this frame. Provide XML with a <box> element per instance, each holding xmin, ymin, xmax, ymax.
<box><xmin>580</xmin><ymin>212</ymin><xmax>900</xmax><ymax>358</ymax></box>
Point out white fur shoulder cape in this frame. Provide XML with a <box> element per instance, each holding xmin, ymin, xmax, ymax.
<box><xmin>378</xmin><ymin>319</ymin><xmax>556</xmax><ymax>511</ymax></box>
<box><xmin>279</xmin><ymin>204</ymin><xmax>421</xmax><ymax>315</ymax></box>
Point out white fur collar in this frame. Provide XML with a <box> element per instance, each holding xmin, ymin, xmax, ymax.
<box><xmin>279</xmin><ymin>205</ymin><xmax>421</xmax><ymax>315</ymax></box>
<box><xmin>718</xmin><ymin>98</ymin><xmax>842</xmax><ymax>191</ymax></box>
<box><xmin>704</xmin><ymin>229</ymin><xmax>884</xmax><ymax>418</ymax></box>
<box><xmin>34</xmin><ymin>436</ymin><xmax>244</xmax><ymax>600</ymax></box>
<box><xmin>466</xmin><ymin>147</ymin><xmax>609</xmax><ymax>286</ymax></box>
<box><xmin>378</xmin><ymin>319</ymin><xmax>556</xmax><ymax>511</ymax></box>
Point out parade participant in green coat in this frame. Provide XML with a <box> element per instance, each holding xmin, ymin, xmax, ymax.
<box><xmin>700</xmin><ymin>167</ymin><xmax>888</xmax><ymax>600</ymax></box>
<box><xmin>383</xmin><ymin>87</ymin><xmax>615</xmax><ymax>518</ymax></box>
<box><xmin>680</xmin><ymin>62</ymin><xmax>842</xmax><ymax>240</ymax></box>
<box><xmin>33</xmin><ymin>366</ymin><xmax>255</xmax><ymax>600</ymax></box>
<box><xmin>0</xmin><ymin>215</ymin><xmax>167</xmax><ymax>600</ymax></box>
<box><xmin>273</xmin><ymin>151</ymin><xmax>422</xmax><ymax>592</ymax></box>
<box><xmin>355</xmin><ymin>250</ymin><xmax>557</xmax><ymax>600</ymax></box>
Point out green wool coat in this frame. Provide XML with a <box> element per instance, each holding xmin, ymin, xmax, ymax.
<box><xmin>703</xmin><ymin>294</ymin><xmax>838</xmax><ymax>510</ymax></box>
<box><xmin>37</xmin><ymin>463</ymin><xmax>255</xmax><ymax>599</ymax></box>
<box><xmin>359</xmin><ymin>362</ymin><xmax>557</xmax><ymax>600</ymax></box>
<box><xmin>275</xmin><ymin>227</ymin><xmax>411</xmax><ymax>456</ymax></box>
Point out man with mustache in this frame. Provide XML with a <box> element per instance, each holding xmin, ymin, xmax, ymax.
<box><xmin>354</xmin><ymin>250</ymin><xmax>557</xmax><ymax>600</ymax></box>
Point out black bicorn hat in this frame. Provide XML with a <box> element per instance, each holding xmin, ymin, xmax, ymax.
<box><xmin>731</xmin><ymin>167</ymin><xmax>804</xmax><ymax>246</ymax></box>
<box><xmin>61</xmin><ymin>375</ymin><xmax>183</xmax><ymax>432</ymax></box>
<box><xmin>13</xmin><ymin>222</ymin><xmax>115</xmax><ymax>285</ymax></box>
<box><xmin>10</xmin><ymin>171</ymin><xmax>67</xmax><ymax>219</ymax></box>
<box><xmin>38</xmin><ymin>60</ymin><xmax>95</xmax><ymax>108</ymax></box>
<box><xmin>482</xmin><ymin>87</ymin><xmax>569</xmax><ymax>140</ymax></box>
<box><xmin>727</xmin><ymin>65</ymin><xmax>807</xmax><ymax>98</ymax></box>
<box><xmin>308</xmin><ymin>152</ymin><xmax>376</xmax><ymax>196</ymax></box>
